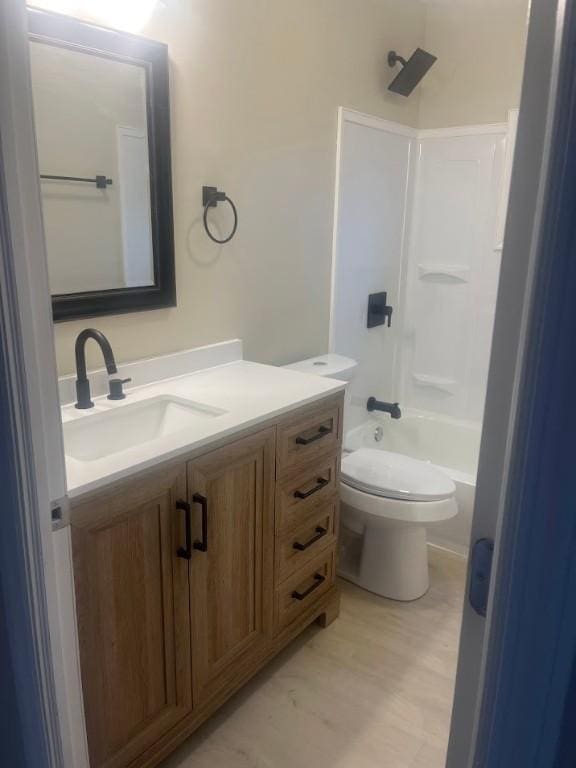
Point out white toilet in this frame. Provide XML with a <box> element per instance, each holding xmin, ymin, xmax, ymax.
<box><xmin>284</xmin><ymin>354</ymin><xmax>458</xmax><ymax>601</ymax></box>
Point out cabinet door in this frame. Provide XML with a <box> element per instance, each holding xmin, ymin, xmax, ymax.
<box><xmin>71</xmin><ymin>464</ymin><xmax>192</xmax><ymax>768</ymax></box>
<box><xmin>188</xmin><ymin>428</ymin><xmax>275</xmax><ymax>703</ymax></box>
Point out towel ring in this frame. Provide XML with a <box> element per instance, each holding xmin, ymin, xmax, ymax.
<box><xmin>202</xmin><ymin>186</ymin><xmax>238</xmax><ymax>244</ymax></box>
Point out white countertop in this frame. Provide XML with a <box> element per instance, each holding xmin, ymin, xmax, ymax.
<box><xmin>62</xmin><ymin>360</ymin><xmax>345</xmax><ymax>499</ymax></box>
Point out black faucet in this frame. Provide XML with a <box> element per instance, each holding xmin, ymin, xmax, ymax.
<box><xmin>367</xmin><ymin>397</ymin><xmax>402</xmax><ymax>419</ymax></box>
<box><xmin>75</xmin><ymin>329</ymin><xmax>118</xmax><ymax>409</ymax></box>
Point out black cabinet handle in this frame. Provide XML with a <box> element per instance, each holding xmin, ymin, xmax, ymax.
<box><xmin>293</xmin><ymin>527</ymin><xmax>328</xmax><ymax>552</ymax></box>
<box><xmin>292</xmin><ymin>573</ymin><xmax>325</xmax><ymax>601</ymax></box>
<box><xmin>176</xmin><ymin>500</ymin><xmax>192</xmax><ymax>560</ymax></box>
<box><xmin>293</xmin><ymin>476</ymin><xmax>329</xmax><ymax>500</ymax></box>
<box><xmin>295</xmin><ymin>424</ymin><xmax>332</xmax><ymax>446</ymax></box>
<box><xmin>193</xmin><ymin>493</ymin><xmax>208</xmax><ymax>552</ymax></box>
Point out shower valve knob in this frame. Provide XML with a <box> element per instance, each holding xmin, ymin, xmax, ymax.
<box><xmin>367</xmin><ymin>292</ymin><xmax>393</xmax><ymax>328</ymax></box>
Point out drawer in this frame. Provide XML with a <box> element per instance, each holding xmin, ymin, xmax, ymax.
<box><xmin>275</xmin><ymin>549</ymin><xmax>336</xmax><ymax>632</ymax></box>
<box><xmin>276</xmin><ymin>454</ymin><xmax>339</xmax><ymax>531</ymax></box>
<box><xmin>276</xmin><ymin>502</ymin><xmax>338</xmax><ymax>583</ymax></box>
<box><xmin>276</xmin><ymin>397</ymin><xmax>342</xmax><ymax>476</ymax></box>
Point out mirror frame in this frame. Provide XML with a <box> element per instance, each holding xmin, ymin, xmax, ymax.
<box><xmin>28</xmin><ymin>7</ymin><xmax>176</xmax><ymax>322</ymax></box>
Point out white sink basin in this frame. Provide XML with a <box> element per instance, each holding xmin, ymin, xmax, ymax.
<box><xmin>63</xmin><ymin>395</ymin><xmax>226</xmax><ymax>462</ymax></box>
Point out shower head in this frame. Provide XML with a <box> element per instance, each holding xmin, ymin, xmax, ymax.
<box><xmin>387</xmin><ymin>48</ymin><xmax>437</xmax><ymax>97</ymax></box>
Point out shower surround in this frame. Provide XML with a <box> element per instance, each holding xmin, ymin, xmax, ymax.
<box><xmin>331</xmin><ymin>108</ymin><xmax>517</xmax><ymax>553</ymax></box>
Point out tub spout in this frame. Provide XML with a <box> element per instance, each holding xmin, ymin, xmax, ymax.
<box><xmin>367</xmin><ymin>397</ymin><xmax>402</xmax><ymax>419</ymax></box>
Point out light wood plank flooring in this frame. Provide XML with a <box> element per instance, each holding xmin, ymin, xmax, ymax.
<box><xmin>162</xmin><ymin>547</ymin><xmax>466</xmax><ymax>768</ymax></box>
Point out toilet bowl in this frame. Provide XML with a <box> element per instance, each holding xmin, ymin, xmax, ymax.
<box><xmin>283</xmin><ymin>353</ymin><xmax>459</xmax><ymax>601</ymax></box>
<box><xmin>340</xmin><ymin>448</ymin><xmax>457</xmax><ymax>600</ymax></box>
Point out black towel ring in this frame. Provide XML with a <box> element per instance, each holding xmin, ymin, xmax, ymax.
<box><xmin>202</xmin><ymin>186</ymin><xmax>238</xmax><ymax>244</ymax></box>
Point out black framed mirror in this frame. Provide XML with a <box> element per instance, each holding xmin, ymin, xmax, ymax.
<box><xmin>27</xmin><ymin>8</ymin><xmax>176</xmax><ymax>322</ymax></box>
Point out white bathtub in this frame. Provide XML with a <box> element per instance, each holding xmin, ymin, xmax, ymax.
<box><xmin>344</xmin><ymin>411</ymin><xmax>480</xmax><ymax>555</ymax></box>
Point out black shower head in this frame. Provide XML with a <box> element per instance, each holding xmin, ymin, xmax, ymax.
<box><xmin>388</xmin><ymin>48</ymin><xmax>437</xmax><ymax>96</ymax></box>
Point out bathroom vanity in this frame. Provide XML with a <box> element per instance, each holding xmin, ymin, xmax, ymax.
<box><xmin>61</xmin><ymin>352</ymin><xmax>343</xmax><ymax>768</ymax></box>
<box><xmin>27</xmin><ymin>10</ymin><xmax>346</xmax><ymax>763</ymax></box>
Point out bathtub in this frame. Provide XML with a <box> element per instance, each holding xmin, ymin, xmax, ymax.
<box><xmin>344</xmin><ymin>411</ymin><xmax>480</xmax><ymax>555</ymax></box>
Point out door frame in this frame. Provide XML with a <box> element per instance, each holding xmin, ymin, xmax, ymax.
<box><xmin>446</xmin><ymin>0</ymin><xmax>570</xmax><ymax>764</ymax></box>
<box><xmin>467</xmin><ymin>0</ymin><xmax>576</xmax><ymax>764</ymax></box>
<box><xmin>0</xmin><ymin>1</ymin><xmax>84</xmax><ymax>765</ymax></box>
<box><xmin>0</xmin><ymin>117</ymin><xmax>63</xmax><ymax>768</ymax></box>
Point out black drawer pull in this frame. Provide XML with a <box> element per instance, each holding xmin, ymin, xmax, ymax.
<box><xmin>292</xmin><ymin>573</ymin><xmax>325</xmax><ymax>601</ymax></box>
<box><xmin>293</xmin><ymin>527</ymin><xmax>328</xmax><ymax>552</ymax></box>
<box><xmin>295</xmin><ymin>424</ymin><xmax>332</xmax><ymax>446</ymax></box>
<box><xmin>175</xmin><ymin>500</ymin><xmax>192</xmax><ymax>560</ymax></box>
<box><xmin>294</xmin><ymin>477</ymin><xmax>329</xmax><ymax>500</ymax></box>
<box><xmin>192</xmin><ymin>493</ymin><xmax>208</xmax><ymax>552</ymax></box>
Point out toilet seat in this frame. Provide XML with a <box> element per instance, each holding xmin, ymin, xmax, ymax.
<box><xmin>340</xmin><ymin>480</ymin><xmax>458</xmax><ymax>524</ymax></box>
<box><xmin>341</xmin><ymin>448</ymin><xmax>456</xmax><ymax>502</ymax></box>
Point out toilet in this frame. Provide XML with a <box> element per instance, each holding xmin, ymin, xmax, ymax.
<box><xmin>284</xmin><ymin>354</ymin><xmax>458</xmax><ymax>601</ymax></box>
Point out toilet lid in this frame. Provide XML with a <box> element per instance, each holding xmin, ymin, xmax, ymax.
<box><xmin>341</xmin><ymin>449</ymin><xmax>456</xmax><ymax>502</ymax></box>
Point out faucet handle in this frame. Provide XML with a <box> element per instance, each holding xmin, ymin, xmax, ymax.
<box><xmin>107</xmin><ymin>378</ymin><xmax>132</xmax><ymax>401</ymax></box>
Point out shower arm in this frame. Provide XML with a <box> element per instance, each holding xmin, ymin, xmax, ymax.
<box><xmin>388</xmin><ymin>51</ymin><xmax>407</xmax><ymax>69</ymax></box>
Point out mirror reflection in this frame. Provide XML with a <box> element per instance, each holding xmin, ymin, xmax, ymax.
<box><xmin>29</xmin><ymin>41</ymin><xmax>154</xmax><ymax>295</ymax></box>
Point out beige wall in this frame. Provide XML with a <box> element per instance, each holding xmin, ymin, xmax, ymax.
<box><xmin>30</xmin><ymin>0</ymin><xmax>528</xmax><ymax>375</ymax></box>
<box><xmin>33</xmin><ymin>0</ymin><xmax>426</xmax><ymax>374</ymax></box>
<box><xmin>418</xmin><ymin>0</ymin><xmax>529</xmax><ymax>128</ymax></box>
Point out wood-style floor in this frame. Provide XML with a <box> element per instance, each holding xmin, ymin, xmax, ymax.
<box><xmin>162</xmin><ymin>547</ymin><xmax>467</xmax><ymax>768</ymax></box>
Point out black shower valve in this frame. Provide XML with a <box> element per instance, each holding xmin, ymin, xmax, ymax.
<box><xmin>367</xmin><ymin>292</ymin><xmax>393</xmax><ymax>329</ymax></box>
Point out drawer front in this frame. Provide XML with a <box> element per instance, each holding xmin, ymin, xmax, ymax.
<box><xmin>276</xmin><ymin>502</ymin><xmax>338</xmax><ymax>583</ymax></box>
<box><xmin>276</xmin><ymin>398</ymin><xmax>342</xmax><ymax>476</ymax></box>
<box><xmin>276</xmin><ymin>454</ymin><xmax>339</xmax><ymax>531</ymax></box>
<box><xmin>275</xmin><ymin>549</ymin><xmax>336</xmax><ymax>632</ymax></box>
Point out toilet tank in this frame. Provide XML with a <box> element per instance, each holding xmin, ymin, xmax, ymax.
<box><xmin>283</xmin><ymin>353</ymin><xmax>358</xmax><ymax>382</ymax></box>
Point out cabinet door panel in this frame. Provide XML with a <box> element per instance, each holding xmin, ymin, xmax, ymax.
<box><xmin>71</xmin><ymin>465</ymin><xmax>192</xmax><ymax>768</ymax></box>
<box><xmin>188</xmin><ymin>428</ymin><xmax>275</xmax><ymax>703</ymax></box>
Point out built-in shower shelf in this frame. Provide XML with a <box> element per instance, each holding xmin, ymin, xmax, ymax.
<box><xmin>412</xmin><ymin>373</ymin><xmax>458</xmax><ymax>395</ymax></box>
<box><xmin>417</xmin><ymin>264</ymin><xmax>470</xmax><ymax>282</ymax></box>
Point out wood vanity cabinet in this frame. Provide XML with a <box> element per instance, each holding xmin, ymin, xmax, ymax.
<box><xmin>70</xmin><ymin>393</ymin><xmax>343</xmax><ymax>768</ymax></box>
<box><xmin>187</xmin><ymin>429</ymin><xmax>275</xmax><ymax>704</ymax></box>
<box><xmin>71</xmin><ymin>464</ymin><xmax>193</xmax><ymax>768</ymax></box>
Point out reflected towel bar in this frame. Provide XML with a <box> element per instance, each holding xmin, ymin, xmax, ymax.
<box><xmin>40</xmin><ymin>174</ymin><xmax>113</xmax><ymax>189</ymax></box>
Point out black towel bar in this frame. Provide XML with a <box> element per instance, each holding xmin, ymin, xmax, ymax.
<box><xmin>40</xmin><ymin>174</ymin><xmax>112</xmax><ymax>189</ymax></box>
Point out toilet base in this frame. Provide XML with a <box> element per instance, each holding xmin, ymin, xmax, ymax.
<box><xmin>338</xmin><ymin>481</ymin><xmax>458</xmax><ymax>602</ymax></box>
<box><xmin>339</xmin><ymin>518</ymin><xmax>430</xmax><ymax>601</ymax></box>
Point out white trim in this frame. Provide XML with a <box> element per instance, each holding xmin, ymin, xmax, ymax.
<box><xmin>328</xmin><ymin>108</ymin><xmax>344</xmax><ymax>352</ymax></box>
<box><xmin>337</xmin><ymin>107</ymin><xmax>507</xmax><ymax>140</ymax></box>
<box><xmin>494</xmin><ymin>108</ymin><xmax>520</xmax><ymax>250</ymax></box>
<box><xmin>53</xmin><ymin>530</ymin><xmax>89</xmax><ymax>767</ymax></box>
<box><xmin>0</xmin><ymin>3</ymin><xmax>88</xmax><ymax>765</ymax></box>
<box><xmin>418</xmin><ymin>123</ymin><xmax>507</xmax><ymax>139</ymax></box>
<box><xmin>338</xmin><ymin>107</ymin><xmax>418</xmax><ymax>137</ymax></box>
